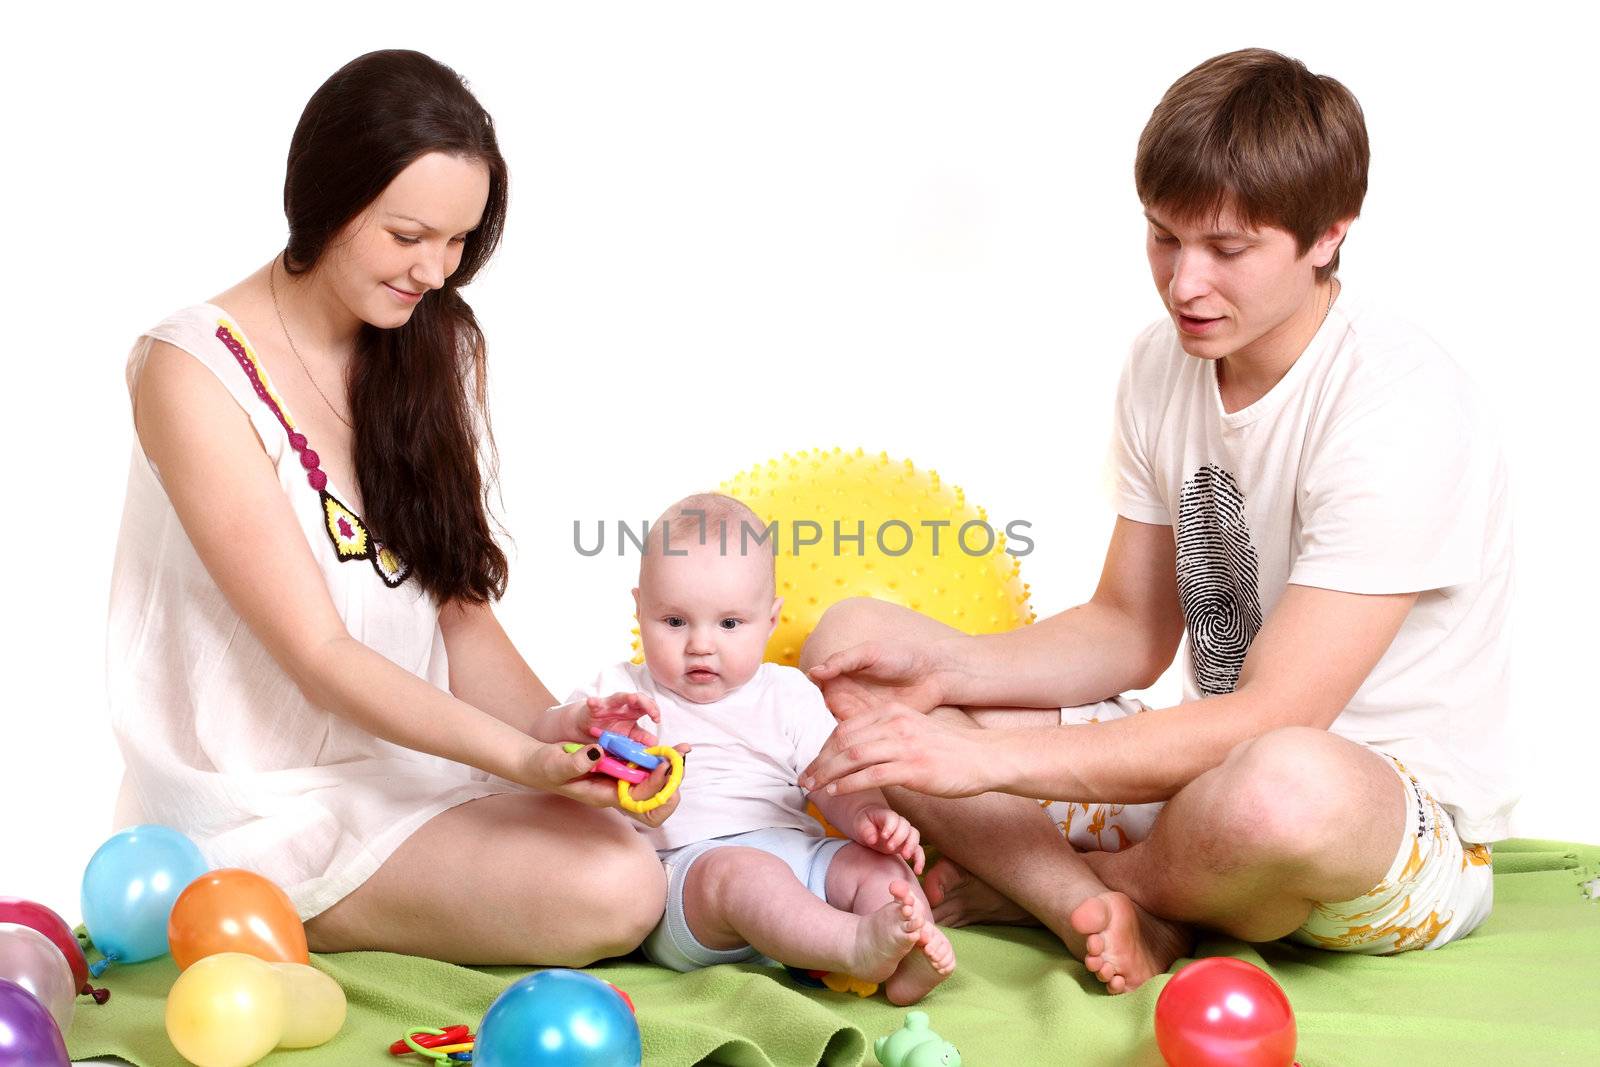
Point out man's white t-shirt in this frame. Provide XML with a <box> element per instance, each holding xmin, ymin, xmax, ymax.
<box><xmin>1108</xmin><ymin>287</ymin><xmax>1515</xmax><ymax>842</ymax></box>
<box><xmin>563</xmin><ymin>661</ymin><xmax>838</xmax><ymax>851</ymax></box>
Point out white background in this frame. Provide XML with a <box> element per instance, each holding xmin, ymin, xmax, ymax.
<box><xmin>3</xmin><ymin>2</ymin><xmax>1596</xmax><ymax>936</ymax></box>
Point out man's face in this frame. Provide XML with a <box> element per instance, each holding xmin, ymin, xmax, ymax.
<box><xmin>1144</xmin><ymin>200</ymin><xmax>1331</xmax><ymax>364</ymax></box>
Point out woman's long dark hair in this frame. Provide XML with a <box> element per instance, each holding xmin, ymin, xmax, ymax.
<box><xmin>283</xmin><ymin>49</ymin><xmax>509</xmax><ymax>604</ymax></box>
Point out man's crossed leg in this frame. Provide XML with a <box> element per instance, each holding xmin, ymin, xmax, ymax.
<box><xmin>801</xmin><ymin>599</ymin><xmax>1488</xmax><ymax>993</ymax></box>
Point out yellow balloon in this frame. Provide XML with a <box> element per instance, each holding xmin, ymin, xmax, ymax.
<box><xmin>632</xmin><ymin>448</ymin><xmax>1035</xmax><ymax>666</ymax></box>
<box><xmin>270</xmin><ymin>961</ymin><xmax>347</xmax><ymax>1049</ymax></box>
<box><xmin>165</xmin><ymin>952</ymin><xmax>285</xmax><ymax>1067</ymax></box>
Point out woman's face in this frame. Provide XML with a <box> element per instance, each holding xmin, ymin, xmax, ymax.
<box><xmin>323</xmin><ymin>151</ymin><xmax>491</xmax><ymax>329</ymax></box>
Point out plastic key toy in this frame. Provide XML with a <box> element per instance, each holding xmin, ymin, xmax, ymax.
<box><xmin>391</xmin><ymin>1025</ymin><xmax>474</xmax><ymax>1060</ymax></box>
<box><xmin>563</xmin><ymin>728</ymin><xmax>684</xmax><ymax>815</ymax></box>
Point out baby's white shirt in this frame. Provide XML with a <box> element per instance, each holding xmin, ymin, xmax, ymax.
<box><xmin>563</xmin><ymin>661</ymin><xmax>839</xmax><ymax>850</ymax></box>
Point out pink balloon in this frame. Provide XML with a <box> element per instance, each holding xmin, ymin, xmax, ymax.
<box><xmin>0</xmin><ymin>899</ymin><xmax>89</xmax><ymax>996</ymax></box>
<box><xmin>0</xmin><ymin>924</ymin><xmax>76</xmax><ymax>1035</ymax></box>
<box><xmin>1155</xmin><ymin>957</ymin><xmax>1297</xmax><ymax>1067</ymax></box>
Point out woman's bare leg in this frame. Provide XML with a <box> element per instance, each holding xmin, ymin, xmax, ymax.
<box><xmin>305</xmin><ymin>792</ymin><xmax>665</xmax><ymax>966</ymax></box>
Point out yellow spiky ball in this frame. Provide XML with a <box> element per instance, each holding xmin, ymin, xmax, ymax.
<box><xmin>630</xmin><ymin>447</ymin><xmax>1035</xmax><ymax>666</ymax></box>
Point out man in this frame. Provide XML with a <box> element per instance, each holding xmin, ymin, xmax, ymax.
<box><xmin>797</xmin><ymin>47</ymin><xmax>1512</xmax><ymax>993</ymax></box>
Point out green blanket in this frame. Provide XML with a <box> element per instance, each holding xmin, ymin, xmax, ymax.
<box><xmin>66</xmin><ymin>839</ymin><xmax>1600</xmax><ymax>1066</ymax></box>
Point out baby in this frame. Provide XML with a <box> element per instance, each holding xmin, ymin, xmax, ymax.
<box><xmin>560</xmin><ymin>493</ymin><xmax>956</xmax><ymax>1004</ymax></box>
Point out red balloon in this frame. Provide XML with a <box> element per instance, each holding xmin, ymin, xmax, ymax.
<box><xmin>0</xmin><ymin>899</ymin><xmax>89</xmax><ymax>996</ymax></box>
<box><xmin>1155</xmin><ymin>957</ymin><xmax>1297</xmax><ymax>1067</ymax></box>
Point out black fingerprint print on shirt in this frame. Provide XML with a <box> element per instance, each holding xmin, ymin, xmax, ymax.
<box><xmin>1176</xmin><ymin>465</ymin><xmax>1263</xmax><ymax>696</ymax></box>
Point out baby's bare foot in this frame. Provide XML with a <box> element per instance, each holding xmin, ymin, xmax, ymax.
<box><xmin>846</xmin><ymin>880</ymin><xmax>922</xmax><ymax>983</ymax></box>
<box><xmin>885</xmin><ymin>919</ymin><xmax>957</xmax><ymax>1005</ymax></box>
<box><xmin>1069</xmin><ymin>891</ymin><xmax>1191</xmax><ymax>994</ymax></box>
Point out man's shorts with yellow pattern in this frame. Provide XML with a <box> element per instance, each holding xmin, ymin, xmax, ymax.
<box><xmin>1043</xmin><ymin>697</ymin><xmax>1494</xmax><ymax>953</ymax></box>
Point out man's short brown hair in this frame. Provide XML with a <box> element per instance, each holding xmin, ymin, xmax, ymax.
<box><xmin>1135</xmin><ymin>48</ymin><xmax>1369</xmax><ymax>282</ymax></box>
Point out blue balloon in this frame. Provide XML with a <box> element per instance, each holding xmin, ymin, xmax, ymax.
<box><xmin>475</xmin><ymin>970</ymin><xmax>641</xmax><ymax>1067</ymax></box>
<box><xmin>80</xmin><ymin>824</ymin><xmax>208</xmax><ymax>971</ymax></box>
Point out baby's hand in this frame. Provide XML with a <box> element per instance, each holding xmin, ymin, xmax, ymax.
<box><xmin>853</xmin><ymin>806</ymin><xmax>925</xmax><ymax>874</ymax></box>
<box><xmin>623</xmin><ymin>744</ymin><xmax>691</xmax><ymax>830</ymax></box>
<box><xmin>562</xmin><ymin>692</ymin><xmax>661</xmax><ymax>745</ymax></box>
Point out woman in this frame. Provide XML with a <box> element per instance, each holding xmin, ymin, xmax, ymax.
<box><xmin>107</xmin><ymin>50</ymin><xmax>666</xmax><ymax>965</ymax></box>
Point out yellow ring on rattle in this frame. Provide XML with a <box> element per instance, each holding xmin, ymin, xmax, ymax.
<box><xmin>617</xmin><ymin>745</ymin><xmax>684</xmax><ymax>814</ymax></box>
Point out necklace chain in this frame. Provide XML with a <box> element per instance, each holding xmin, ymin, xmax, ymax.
<box><xmin>269</xmin><ymin>256</ymin><xmax>354</xmax><ymax>431</ymax></box>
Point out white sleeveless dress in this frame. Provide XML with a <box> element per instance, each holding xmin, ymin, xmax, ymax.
<box><xmin>106</xmin><ymin>304</ymin><xmax>522</xmax><ymax>919</ymax></box>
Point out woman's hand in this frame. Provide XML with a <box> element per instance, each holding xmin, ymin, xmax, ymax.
<box><xmin>516</xmin><ymin>739</ymin><xmax>626</xmax><ymax>806</ymax></box>
<box><xmin>806</xmin><ymin>640</ymin><xmax>954</xmax><ymax>720</ymax></box>
<box><xmin>515</xmin><ymin>734</ymin><xmax>692</xmax><ymax>827</ymax></box>
<box><xmin>799</xmin><ymin>702</ymin><xmax>1009</xmax><ymax>799</ymax></box>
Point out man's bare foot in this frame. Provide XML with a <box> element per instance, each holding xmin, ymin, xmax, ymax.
<box><xmin>845</xmin><ymin>881</ymin><xmax>922</xmax><ymax>982</ymax></box>
<box><xmin>885</xmin><ymin>921</ymin><xmax>957</xmax><ymax>1005</ymax></box>
<box><xmin>923</xmin><ymin>858</ymin><xmax>1034</xmax><ymax>926</ymax></box>
<box><xmin>1068</xmin><ymin>891</ymin><xmax>1192</xmax><ymax>994</ymax></box>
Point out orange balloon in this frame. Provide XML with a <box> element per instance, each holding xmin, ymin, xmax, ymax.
<box><xmin>168</xmin><ymin>869</ymin><xmax>309</xmax><ymax>972</ymax></box>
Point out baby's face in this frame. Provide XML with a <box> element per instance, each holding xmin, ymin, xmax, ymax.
<box><xmin>634</xmin><ymin>539</ymin><xmax>780</xmax><ymax>704</ymax></box>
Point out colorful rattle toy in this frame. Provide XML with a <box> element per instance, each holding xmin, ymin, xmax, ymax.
<box><xmin>563</xmin><ymin>728</ymin><xmax>684</xmax><ymax>815</ymax></box>
<box><xmin>390</xmin><ymin>1024</ymin><xmax>475</xmax><ymax>1062</ymax></box>
<box><xmin>874</xmin><ymin>1011</ymin><xmax>961</xmax><ymax>1067</ymax></box>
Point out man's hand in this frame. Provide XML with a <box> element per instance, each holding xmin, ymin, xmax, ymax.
<box><xmin>852</xmin><ymin>805</ymin><xmax>927</xmax><ymax>874</ymax></box>
<box><xmin>800</xmin><ymin>702</ymin><xmax>1011</xmax><ymax>799</ymax></box>
<box><xmin>807</xmin><ymin>640</ymin><xmax>953</xmax><ymax>720</ymax></box>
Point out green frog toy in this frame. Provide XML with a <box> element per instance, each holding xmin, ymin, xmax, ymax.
<box><xmin>874</xmin><ymin>1011</ymin><xmax>961</xmax><ymax>1067</ymax></box>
